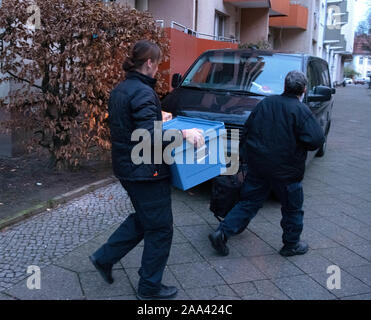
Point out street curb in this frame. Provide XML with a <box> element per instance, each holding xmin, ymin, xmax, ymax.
<box><xmin>0</xmin><ymin>175</ymin><xmax>118</xmax><ymax>231</ymax></box>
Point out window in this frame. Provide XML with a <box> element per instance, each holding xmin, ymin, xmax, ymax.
<box><xmin>214</xmin><ymin>12</ymin><xmax>226</xmax><ymax>40</ymax></box>
<box><xmin>317</xmin><ymin>61</ymin><xmax>331</xmax><ymax>87</ymax></box>
<box><xmin>307</xmin><ymin>61</ymin><xmax>321</xmax><ymax>93</ymax></box>
<box><xmin>181</xmin><ymin>52</ymin><xmax>302</xmax><ymax>96</ymax></box>
<box><xmin>359</xmin><ymin>57</ymin><xmax>364</xmax><ymax>65</ymax></box>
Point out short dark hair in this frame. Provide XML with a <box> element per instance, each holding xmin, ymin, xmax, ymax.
<box><xmin>284</xmin><ymin>70</ymin><xmax>308</xmax><ymax>96</ymax></box>
<box><xmin>123</xmin><ymin>40</ymin><xmax>162</xmax><ymax>72</ymax></box>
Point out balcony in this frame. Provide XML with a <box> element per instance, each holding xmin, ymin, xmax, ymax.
<box><xmin>269</xmin><ymin>4</ymin><xmax>308</xmax><ymax>30</ymax></box>
<box><xmin>224</xmin><ymin>0</ymin><xmax>289</xmax><ymax>16</ymax></box>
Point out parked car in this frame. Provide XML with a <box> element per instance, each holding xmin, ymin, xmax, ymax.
<box><xmin>343</xmin><ymin>78</ymin><xmax>353</xmax><ymax>85</ymax></box>
<box><xmin>354</xmin><ymin>77</ymin><xmax>367</xmax><ymax>85</ymax></box>
<box><xmin>162</xmin><ymin>49</ymin><xmax>335</xmax><ymax>166</ymax></box>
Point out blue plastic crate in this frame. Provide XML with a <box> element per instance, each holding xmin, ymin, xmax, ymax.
<box><xmin>162</xmin><ymin>116</ymin><xmax>226</xmax><ymax>190</ymax></box>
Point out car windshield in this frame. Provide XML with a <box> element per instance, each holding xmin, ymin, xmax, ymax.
<box><xmin>181</xmin><ymin>51</ymin><xmax>302</xmax><ymax>96</ymax></box>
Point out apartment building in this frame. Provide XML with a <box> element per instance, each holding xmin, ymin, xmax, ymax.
<box><xmin>117</xmin><ymin>0</ymin><xmax>291</xmax><ymax>44</ymax></box>
<box><xmin>268</xmin><ymin>0</ymin><xmax>329</xmax><ymax>56</ymax></box>
<box><xmin>323</xmin><ymin>0</ymin><xmax>356</xmax><ymax>85</ymax></box>
<box><xmin>352</xmin><ymin>34</ymin><xmax>371</xmax><ymax>79</ymax></box>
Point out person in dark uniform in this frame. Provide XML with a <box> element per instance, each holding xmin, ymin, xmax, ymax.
<box><xmin>89</xmin><ymin>40</ymin><xmax>204</xmax><ymax>300</ymax></box>
<box><xmin>209</xmin><ymin>70</ymin><xmax>325</xmax><ymax>257</ymax></box>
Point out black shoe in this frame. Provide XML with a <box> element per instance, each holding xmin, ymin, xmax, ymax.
<box><xmin>137</xmin><ymin>284</ymin><xmax>178</xmax><ymax>300</ymax></box>
<box><xmin>89</xmin><ymin>255</ymin><xmax>114</xmax><ymax>284</ymax></box>
<box><xmin>279</xmin><ymin>241</ymin><xmax>309</xmax><ymax>257</ymax></box>
<box><xmin>208</xmin><ymin>230</ymin><xmax>229</xmax><ymax>256</ymax></box>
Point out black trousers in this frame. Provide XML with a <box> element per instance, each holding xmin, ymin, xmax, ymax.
<box><xmin>92</xmin><ymin>178</ymin><xmax>173</xmax><ymax>295</ymax></box>
<box><xmin>218</xmin><ymin>167</ymin><xmax>304</xmax><ymax>246</ymax></box>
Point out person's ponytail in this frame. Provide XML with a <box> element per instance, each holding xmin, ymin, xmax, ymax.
<box><xmin>123</xmin><ymin>40</ymin><xmax>162</xmax><ymax>73</ymax></box>
<box><xmin>122</xmin><ymin>56</ymin><xmax>135</xmax><ymax>72</ymax></box>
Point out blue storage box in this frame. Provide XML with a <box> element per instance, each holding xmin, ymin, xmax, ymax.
<box><xmin>162</xmin><ymin>116</ymin><xmax>226</xmax><ymax>190</ymax></box>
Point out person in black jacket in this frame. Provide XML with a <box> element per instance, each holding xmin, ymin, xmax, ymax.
<box><xmin>89</xmin><ymin>40</ymin><xmax>204</xmax><ymax>300</ymax></box>
<box><xmin>209</xmin><ymin>70</ymin><xmax>325</xmax><ymax>257</ymax></box>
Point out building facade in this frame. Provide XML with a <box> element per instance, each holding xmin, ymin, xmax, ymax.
<box><xmin>352</xmin><ymin>34</ymin><xmax>371</xmax><ymax>79</ymax></box>
<box><xmin>323</xmin><ymin>0</ymin><xmax>356</xmax><ymax>85</ymax></box>
<box><xmin>116</xmin><ymin>0</ymin><xmax>291</xmax><ymax>44</ymax></box>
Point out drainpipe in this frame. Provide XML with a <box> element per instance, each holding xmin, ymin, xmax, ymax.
<box><xmin>194</xmin><ymin>0</ymin><xmax>198</xmax><ymax>32</ymax></box>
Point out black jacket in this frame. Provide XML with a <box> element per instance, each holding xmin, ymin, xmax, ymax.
<box><xmin>240</xmin><ymin>93</ymin><xmax>325</xmax><ymax>183</ymax></box>
<box><xmin>108</xmin><ymin>71</ymin><xmax>171</xmax><ymax>182</ymax></box>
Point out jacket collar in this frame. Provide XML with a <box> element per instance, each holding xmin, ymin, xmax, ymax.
<box><xmin>281</xmin><ymin>92</ymin><xmax>300</xmax><ymax>100</ymax></box>
<box><xmin>126</xmin><ymin>71</ymin><xmax>157</xmax><ymax>89</ymax></box>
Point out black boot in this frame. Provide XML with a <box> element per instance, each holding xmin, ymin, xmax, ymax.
<box><xmin>89</xmin><ymin>255</ymin><xmax>114</xmax><ymax>284</ymax></box>
<box><xmin>137</xmin><ymin>284</ymin><xmax>178</xmax><ymax>300</ymax></box>
<box><xmin>279</xmin><ymin>241</ymin><xmax>309</xmax><ymax>257</ymax></box>
<box><xmin>208</xmin><ymin>230</ymin><xmax>229</xmax><ymax>256</ymax></box>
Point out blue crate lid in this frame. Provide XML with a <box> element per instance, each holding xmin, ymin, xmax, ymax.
<box><xmin>163</xmin><ymin>116</ymin><xmax>225</xmax><ymax>137</ymax></box>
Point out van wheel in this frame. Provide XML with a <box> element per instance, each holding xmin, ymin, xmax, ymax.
<box><xmin>316</xmin><ymin>122</ymin><xmax>330</xmax><ymax>158</ymax></box>
<box><xmin>315</xmin><ymin>138</ymin><xmax>326</xmax><ymax>157</ymax></box>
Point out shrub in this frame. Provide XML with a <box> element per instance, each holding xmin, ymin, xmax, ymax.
<box><xmin>0</xmin><ymin>0</ymin><xmax>169</xmax><ymax>169</ymax></box>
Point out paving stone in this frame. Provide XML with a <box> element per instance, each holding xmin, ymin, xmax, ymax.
<box><xmin>173</xmin><ymin>211</ymin><xmax>208</xmax><ymax>227</ymax></box>
<box><xmin>253</xmin><ymin>279</ymin><xmax>290</xmax><ymax>300</ymax></box>
<box><xmin>172</xmin><ymin>200</ymin><xmax>196</xmax><ymax>215</ymax></box>
<box><xmin>345</xmin><ymin>244</ymin><xmax>371</xmax><ymax>261</ymax></box>
<box><xmin>345</xmin><ymin>265</ymin><xmax>371</xmax><ymax>287</ymax></box>
<box><xmin>229</xmin><ymin>232</ymin><xmax>277</xmax><ymax>257</ymax></box>
<box><xmin>120</xmin><ymin>246</ymin><xmax>143</xmax><ymax>269</ymax></box>
<box><xmin>170</xmin><ymin>262</ymin><xmax>226</xmax><ymax>289</ymax></box>
<box><xmin>172</xmin><ymin>227</ymin><xmax>189</xmax><ymax>244</ymax></box>
<box><xmin>91</xmin><ymin>224</ymin><xmax>121</xmax><ymax>244</ymax></box>
<box><xmin>305</xmin><ymin>218</ymin><xmax>370</xmax><ymax>247</ymax></box>
<box><xmin>247</xmin><ymin>222</ymin><xmax>282</xmax><ymax>236</ymax></box>
<box><xmin>353</xmin><ymin>226</ymin><xmax>371</xmax><ymax>242</ymax></box>
<box><xmin>315</xmin><ymin>247</ymin><xmax>370</xmax><ymax>268</ymax></box>
<box><xmin>125</xmin><ymin>266</ymin><xmax>182</xmax><ymax>293</ymax></box>
<box><xmin>286</xmin><ymin>250</ymin><xmax>335</xmax><ymax>274</ymax></box>
<box><xmin>300</xmin><ymin>227</ymin><xmax>341</xmax><ymax>250</ymax></box>
<box><xmin>54</xmin><ymin>241</ymin><xmax>123</xmax><ymax>273</ymax></box>
<box><xmin>272</xmin><ymin>275</ymin><xmax>336</xmax><ymax>300</ymax></box>
<box><xmin>92</xmin><ymin>295</ymin><xmax>138</xmax><ymax>300</ymax></box>
<box><xmin>79</xmin><ymin>269</ymin><xmax>135</xmax><ymax>299</ymax></box>
<box><xmin>340</xmin><ymin>293</ymin><xmax>371</xmax><ymax>300</ymax></box>
<box><xmin>249</xmin><ymin>255</ymin><xmax>304</xmax><ymax>279</ymax></box>
<box><xmin>209</xmin><ymin>258</ymin><xmax>267</xmax><ymax>284</ymax></box>
<box><xmin>308</xmin><ymin>270</ymin><xmax>371</xmax><ymax>298</ymax></box>
<box><xmin>186</xmin><ymin>285</ymin><xmax>239</xmax><ymax>300</ymax></box>
<box><xmin>191</xmin><ymin>240</ymin><xmax>242</xmax><ymax>261</ymax></box>
<box><xmin>241</xmin><ymin>293</ymin><xmax>283</xmax><ymax>300</ymax></box>
<box><xmin>184</xmin><ymin>200</ymin><xmax>213</xmax><ymax>216</ymax></box>
<box><xmin>5</xmin><ymin>265</ymin><xmax>84</xmax><ymax>300</ymax></box>
<box><xmin>326</xmin><ymin>213</ymin><xmax>366</xmax><ymax>234</ymax></box>
<box><xmin>177</xmin><ymin>225</ymin><xmax>215</xmax><ymax>244</ymax></box>
<box><xmin>229</xmin><ymin>281</ymin><xmax>257</xmax><ymax>298</ymax></box>
<box><xmin>167</xmin><ymin>243</ymin><xmax>204</xmax><ymax>265</ymax></box>
<box><xmin>0</xmin><ymin>293</ymin><xmax>16</xmax><ymax>300</ymax></box>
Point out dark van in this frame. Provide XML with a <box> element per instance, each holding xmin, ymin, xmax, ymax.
<box><xmin>162</xmin><ymin>49</ymin><xmax>335</xmax><ymax>164</ymax></box>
